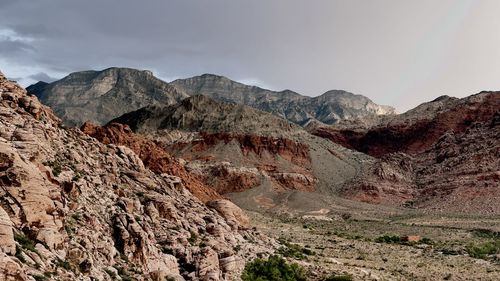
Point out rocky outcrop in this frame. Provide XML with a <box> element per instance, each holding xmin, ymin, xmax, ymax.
<box><xmin>80</xmin><ymin>122</ymin><xmax>222</xmax><ymax>202</ymax></box>
<box><xmin>171</xmin><ymin>74</ymin><xmax>395</xmax><ymax>125</ymax></box>
<box><xmin>110</xmin><ymin>95</ymin><xmax>321</xmax><ymax>194</ymax></box>
<box><xmin>27</xmin><ymin>67</ymin><xmax>188</xmax><ymax>127</ymax></box>
<box><xmin>187</xmin><ymin>132</ymin><xmax>312</xmax><ymax>168</ymax></box>
<box><xmin>344</xmin><ymin>97</ymin><xmax>500</xmax><ymax>213</ymax></box>
<box><xmin>168</xmin><ymin>132</ymin><xmax>317</xmax><ymax>194</ymax></box>
<box><xmin>309</xmin><ymin>92</ymin><xmax>500</xmax><ymax>157</ymax></box>
<box><xmin>0</xmin><ymin>70</ymin><xmax>274</xmax><ymax>280</ymax></box>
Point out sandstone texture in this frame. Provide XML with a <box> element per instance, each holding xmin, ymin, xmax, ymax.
<box><xmin>0</xmin><ymin>71</ymin><xmax>274</xmax><ymax>280</ymax></box>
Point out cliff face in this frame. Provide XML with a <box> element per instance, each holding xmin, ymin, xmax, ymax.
<box><xmin>0</xmin><ymin>71</ymin><xmax>273</xmax><ymax>281</ymax></box>
<box><xmin>27</xmin><ymin>68</ymin><xmax>188</xmax><ymax>127</ymax></box>
<box><xmin>169</xmin><ymin>132</ymin><xmax>316</xmax><ymax>194</ymax></box>
<box><xmin>332</xmin><ymin>93</ymin><xmax>500</xmax><ymax>213</ymax></box>
<box><xmin>309</xmin><ymin>92</ymin><xmax>500</xmax><ymax>157</ymax></box>
<box><xmin>28</xmin><ymin>69</ymin><xmax>395</xmax><ymax>128</ymax></box>
<box><xmin>171</xmin><ymin>74</ymin><xmax>395</xmax><ymax>125</ymax></box>
<box><xmin>109</xmin><ymin>95</ymin><xmax>370</xmax><ymax>212</ymax></box>
<box><xmin>80</xmin><ymin>122</ymin><xmax>222</xmax><ymax>203</ymax></box>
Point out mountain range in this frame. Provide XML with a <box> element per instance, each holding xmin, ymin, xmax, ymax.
<box><xmin>1</xmin><ymin>66</ymin><xmax>499</xmax><ymax>280</ymax></box>
<box><xmin>27</xmin><ymin>67</ymin><xmax>395</xmax><ymax>127</ymax></box>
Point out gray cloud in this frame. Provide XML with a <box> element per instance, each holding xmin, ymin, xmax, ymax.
<box><xmin>0</xmin><ymin>0</ymin><xmax>499</xmax><ymax>111</ymax></box>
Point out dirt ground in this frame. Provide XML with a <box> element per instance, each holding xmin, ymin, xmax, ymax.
<box><xmin>249</xmin><ymin>210</ymin><xmax>500</xmax><ymax>281</ymax></box>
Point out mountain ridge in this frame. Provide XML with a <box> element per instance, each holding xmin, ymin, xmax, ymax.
<box><xmin>27</xmin><ymin>67</ymin><xmax>395</xmax><ymax>127</ymax></box>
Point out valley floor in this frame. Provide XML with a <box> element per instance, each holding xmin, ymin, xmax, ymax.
<box><xmin>249</xmin><ymin>210</ymin><xmax>500</xmax><ymax>281</ymax></box>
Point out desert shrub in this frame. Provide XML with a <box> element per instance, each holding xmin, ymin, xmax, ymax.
<box><xmin>14</xmin><ymin>232</ymin><xmax>38</xmax><ymax>253</ymax></box>
<box><xmin>188</xmin><ymin>231</ymin><xmax>198</xmax><ymax>245</ymax></box>
<box><xmin>466</xmin><ymin>241</ymin><xmax>500</xmax><ymax>259</ymax></box>
<box><xmin>375</xmin><ymin>235</ymin><xmax>401</xmax><ymax>244</ymax></box>
<box><xmin>32</xmin><ymin>275</ymin><xmax>48</xmax><ymax>281</ymax></box>
<box><xmin>324</xmin><ymin>274</ymin><xmax>353</xmax><ymax>281</ymax></box>
<box><xmin>375</xmin><ymin>235</ymin><xmax>432</xmax><ymax>246</ymax></box>
<box><xmin>45</xmin><ymin>160</ymin><xmax>62</xmax><ymax>177</ymax></box>
<box><xmin>277</xmin><ymin>241</ymin><xmax>314</xmax><ymax>260</ymax></box>
<box><xmin>115</xmin><ymin>266</ymin><xmax>135</xmax><ymax>281</ymax></box>
<box><xmin>241</xmin><ymin>255</ymin><xmax>306</xmax><ymax>281</ymax></box>
<box><xmin>55</xmin><ymin>258</ymin><xmax>71</xmax><ymax>270</ymax></box>
<box><xmin>472</xmin><ymin>229</ymin><xmax>500</xmax><ymax>239</ymax></box>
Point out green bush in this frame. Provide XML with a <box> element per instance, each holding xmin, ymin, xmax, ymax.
<box><xmin>375</xmin><ymin>235</ymin><xmax>401</xmax><ymax>244</ymax></box>
<box><xmin>14</xmin><ymin>232</ymin><xmax>38</xmax><ymax>253</ymax></box>
<box><xmin>324</xmin><ymin>274</ymin><xmax>353</xmax><ymax>281</ymax></box>
<box><xmin>241</xmin><ymin>255</ymin><xmax>306</xmax><ymax>281</ymax></box>
<box><xmin>277</xmin><ymin>241</ymin><xmax>314</xmax><ymax>260</ymax></box>
<box><xmin>466</xmin><ymin>241</ymin><xmax>500</xmax><ymax>259</ymax></box>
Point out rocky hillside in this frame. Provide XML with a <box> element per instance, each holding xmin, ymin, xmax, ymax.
<box><xmin>171</xmin><ymin>74</ymin><xmax>396</xmax><ymax>125</ymax></box>
<box><xmin>27</xmin><ymin>68</ymin><xmax>188</xmax><ymax>127</ymax></box>
<box><xmin>308</xmin><ymin>92</ymin><xmax>499</xmax><ymax>157</ymax></box>
<box><xmin>27</xmin><ymin>68</ymin><xmax>395</xmax><ymax>128</ymax></box>
<box><xmin>311</xmin><ymin>92</ymin><xmax>500</xmax><ymax>214</ymax></box>
<box><xmin>0</xmin><ymin>71</ymin><xmax>274</xmax><ymax>280</ymax></box>
<box><xmin>110</xmin><ymin>95</ymin><xmax>372</xmax><ymax>213</ymax></box>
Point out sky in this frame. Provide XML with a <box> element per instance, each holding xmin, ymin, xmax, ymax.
<box><xmin>1</xmin><ymin>0</ymin><xmax>499</xmax><ymax>112</ymax></box>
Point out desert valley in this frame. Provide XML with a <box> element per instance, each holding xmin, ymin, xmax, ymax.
<box><xmin>0</xmin><ymin>66</ymin><xmax>498</xmax><ymax>280</ymax></box>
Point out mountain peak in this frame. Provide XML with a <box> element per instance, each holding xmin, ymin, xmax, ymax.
<box><xmin>27</xmin><ymin>68</ymin><xmax>188</xmax><ymax>126</ymax></box>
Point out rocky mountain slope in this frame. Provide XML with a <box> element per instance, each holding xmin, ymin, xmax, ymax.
<box><xmin>27</xmin><ymin>68</ymin><xmax>188</xmax><ymax>127</ymax></box>
<box><xmin>171</xmin><ymin>74</ymin><xmax>396</xmax><ymax>125</ymax></box>
<box><xmin>307</xmin><ymin>92</ymin><xmax>499</xmax><ymax>157</ymax></box>
<box><xmin>27</xmin><ymin>68</ymin><xmax>395</xmax><ymax>128</ymax></box>
<box><xmin>310</xmin><ymin>92</ymin><xmax>500</xmax><ymax>213</ymax></box>
<box><xmin>0</xmin><ymin>71</ymin><xmax>274</xmax><ymax>280</ymax></box>
<box><xmin>109</xmin><ymin>95</ymin><xmax>373</xmax><ymax>213</ymax></box>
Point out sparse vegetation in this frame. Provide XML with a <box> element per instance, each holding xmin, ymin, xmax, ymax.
<box><xmin>323</xmin><ymin>274</ymin><xmax>353</xmax><ymax>281</ymax></box>
<box><xmin>15</xmin><ymin>245</ymin><xmax>26</xmax><ymax>263</ymax></box>
<box><xmin>188</xmin><ymin>231</ymin><xmax>198</xmax><ymax>245</ymax></box>
<box><xmin>14</xmin><ymin>232</ymin><xmax>38</xmax><ymax>253</ymax></box>
<box><xmin>277</xmin><ymin>239</ymin><xmax>315</xmax><ymax>260</ymax></box>
<box><xmin>466</xmin><ymin>241</ymin><xmax>500</xmax><ymax>259</ymax></box>
<box><xmin>241</xmin><ymin>255</ymin><xmax>306</xmax><ymax>281</ymax></box>
<box><xmin>32</xmin><ymin>275</ymin><xmax>48</xmax><ymax>281</ymax></box>
<box><xmin>55</xmin><ymin>258</ymin><xmax>71</xmax><ymax>270</ymax></box>
<box><xmin>375</xmin><ymin>235</ymin><xmax>432</xmax><ymax>246</ymax></box>
<box><xmin>45</xmin><ymin>159</ymin><xmax>62</xmax><ymax>177</ymax></box>
<box><xmin>115</xmin><ymin>266</ymin><xmax>135</xmax><ymax>281</ymax></box>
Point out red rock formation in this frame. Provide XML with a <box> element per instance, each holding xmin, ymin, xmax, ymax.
<box><xmin>81</xmin><ymin>122</ymin><xmax>222</xmax><ymax>202</ymax></box>
<box><xmin>170</xmin><ymin>132</ymin><xmax>317</xmax><ymax>193</ymax></box>
<box><xmin>177</xmin><ymin>132</ymin><xmax>312</xmax><ymax>167</ymax></box>
<box><xmin>346</xmin><ymin>111</ymin><xmax>500</xmax><ymax>214</ymax></box>
<box><xmin>312</xmin><ymin>92</ymin><xmax>500</xmax><ymax>157</ymax></box>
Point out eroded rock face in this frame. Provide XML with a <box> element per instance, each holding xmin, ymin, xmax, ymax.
<box><xmin>345</xmin><ymin>107</ymin><xmax>500</xmax><ymax>213</ymax></box>
<box><xmin>0</xmin><ymin>71</ymin><xmax>275</xmax><ymax>280</ymax></box>
<box><xmin>170</xmin><ymin>132</ymin><xmax>317</xmax><ymax>193</ymax></box>
<box><xmin>81</xmin><ymin>122</ymin><xmax>222</xmax><ymax>202</ymax></box>
<box><xmin>310</xmin><ymin>92</ymin><xmax>500</xmax><ymax>157</ymax></box>
<box><xmin>27</xmin><ymin>68</ymin><xmax>188</xmax><ymax>127</ymax></box>
<box><xmin>170</xmin><ymin>74</ymin><xmax>395</xmax><ymax>125</ymax></box>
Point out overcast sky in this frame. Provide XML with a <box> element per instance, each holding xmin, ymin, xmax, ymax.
<box><xmin>1</xmin><ymin>0</ymin><xmax>499</xmax><ymax>111</ymax></box>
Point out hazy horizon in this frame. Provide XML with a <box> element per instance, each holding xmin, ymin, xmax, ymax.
<box><xmin>1</xmin><ymin>0</ymin><xmax>500</xmax><ymax>111</ymax></box>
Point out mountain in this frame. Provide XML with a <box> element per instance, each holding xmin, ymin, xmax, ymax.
<box><xmin>27</xmin><ymin>67</ymin><xmax>188</xmax><ymax>127</ymax></box>
<box><xmin>308</xmin><ymin>92</ymin><xmax>499</xmax><ymax>156</ymax></box>
<box><xmin>109</xmin><ymin>95</ymin><xmax>373</xmax><ymax>213</ymax></box>
<box><xmin>308</xmin><ymin>92</ymin><xmax>500</xmax><ymax>213</ymax></box>
<box><xmin>27</xmin><ymin>69</ymin><xmax>395</xmax><ymax>127</ymax></box>
<box><xmin>0</xmin><ymin>71</ymin><xmax>274</xmax><ymax>280</ymax></box>
<box><xmin>170</xmin><ymin>74</ymin><xmax>396</xmax><ymax>125</ymax></box>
